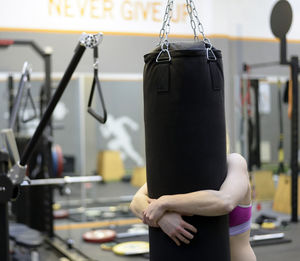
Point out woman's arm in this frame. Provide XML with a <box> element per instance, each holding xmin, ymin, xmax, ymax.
<box><xmin>130</xmin><ymin>183</ymin><xmax>197</xmax><ymax>245</ymax></box>
<box><xmin>129</xmin><ymin>183</ymin><xmax>149</xmax><ymax>220</ymax></box>
<box><xmin>143</xmin><ymin>153</ymin><xmax>250</xmax><ymax>225</ymax></box>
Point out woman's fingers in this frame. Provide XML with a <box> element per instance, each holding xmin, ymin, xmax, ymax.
<box><xmin>180</xmin><ymin>228</ymin><xmax>194</xmax><ymax>240</ymax></box>
<box><xmin>182</xmin><ymin>221</ymin><xmax>197</xmax><ymax>234</ymax></box>
<box><xmin>176</xmin><ymin>233</ymin><xmax>190</xmax><ymax>245</ymax></box>
<box><xmin>171</xmin><ymin>236</ymin><xmax>181</xmax><ymax>246</ymax></box>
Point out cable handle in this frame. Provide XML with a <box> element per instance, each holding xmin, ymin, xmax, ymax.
<box><xmin>21</xmin><ymin>74</ymin><xmax>38</xmax><ymax>123</ymax></box>
<box><xmin>87</xmin><ymin>46</ymin><xmax>107</xmax><ymax>124</ymax></box>
<box><xmin>157</xmin><ymin>0</ymin><xmax>216</xmax><ymax>62</ymax></box>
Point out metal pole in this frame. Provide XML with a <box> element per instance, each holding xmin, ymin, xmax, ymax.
<box><xmin>280</xmin><ymin>36</ymin><xmax>288</xmax><ymax>65</ymax></box>
<box><xmin>8</xmin><ymin>75</ymin><xmax>14</xmax><ymax>122</ymax></box>
<box><xmin>0</xmin><ymin>203</ymin><xmax>9</xmax><ymax>261</ymax></box>
<box><xmin>0</xmin><ymin>151</ymin><xmax>10</xmax><ymax>261</ymax></box>
<box><xmin>251</xmin><ymin>79</ymin><xmax>261</xmax><ymax>168</ymax></box>
<box><xmin>290</xmin><ymin>56</ymin><xmax>298</xmax><ymax>222</ymax></box>
<box><xmin>13</xmin><ymin>41</ymin><xmax>45</xmax><ymax>58</ymax></box>
<box><xmin>43</xmin><ymin>50</ymin><xmax>54</xmax><ymax>238</ymax></box>
<box><xmin>44</xmin><ymin>52</ymin><xmax>52</xmax><ymax>112</ymax></box>
<box><xmin>9</xmin><ymin>71</ymin><xmax>27</xmax><ymax>129</ymax></box>
<box><xmin>20</xmin><ymin>44</ymin><xmax>86</xmax><ymax>166</ymax></box>
<box><xmin>79</xmin><ymin>78</ymin><xmax>87</xmax><ymax>222</ymax></box>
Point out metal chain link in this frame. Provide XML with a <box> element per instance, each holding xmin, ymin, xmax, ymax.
<box><xmin>186</xmin><ymin>0</ymin><xmax>211</xmax><ymax>47</ymax></box>
<box><xmin>158</xmin><ymin>0</ymin><xmax>174</xmax><ymax>48</ymax></box>
<box><xmin>157</xmin><ymin>0</ymin><xmax>216</xmax><ymax>61</ymax></box>
<box><xmin>185</xmin><ymin>0</ymin><xmax>198</xmax><ymax>40</ymax></box>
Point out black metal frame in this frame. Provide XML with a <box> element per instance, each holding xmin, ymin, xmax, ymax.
<box><xmin>244</xmin><ymin>36</ymin><xmax>299</xmax><ymax>223</ymax></box>
<box><xmin>0</xmin><ymin>40</ymin><xmax>52</xmax><ymax>107</ymax></box>
<box><xmin>247</xmin><ymin>79</ymin><xmax>261</xmax><ymax>170</ymax></box>
<box><xmin>0</xmin><ymin>39</ymin><xmax>87</xmax><ymax>261</ymax></box>
<box><xmin>0</xmin><ymin>39</ymin><xmax>53</xmax><ymax>261</ymax></box>
<box><xmin>9</xmin><ymin>63</ymin><xmax>33</xmax><ymax>129</ymax></box>
<box><xmin>0</xmin><ymin>151</ymin><xmax>10</xmax><ymax>261</ymax></box>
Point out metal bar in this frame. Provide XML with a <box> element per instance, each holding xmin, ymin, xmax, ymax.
<box><xmin>8</xmin><ymin>75</ymin><xmax>14</xmax><ymax>123</ymax></box>
<box><xmin>280</xmin><ymin>37</ymin><xmax>288</xmax><ymax>65</ymax></box>
<box><xmin>45</xmin><ymin>236</ymin><xmax>94</xmax><ymax>261</ymax></box>
<box><xmin>42</xmin><ymin>53</ymin><xmax>54</xmax><ymax>237</ymax></box>
<box><xmin>0</xmin><ymin>39</ymin><xmax>14</xmax><ymax>47</ymax></box>
<box><xmin>250</xmin><ymin>232</ymin><xmax>284</xmax><ymax>242</ymax></box>
<box><xmin>0</xmin><ymin>39</ymin><xmax>45</xmax><ymax>58</ymax></box>
<box><xmin>0</xmin><ymin>153</ymin><xmax>10</xmax><ymax>261</ymax></box>
<box><xmin>277</xmin><ymin>80</ymin><xmax>285</xmax><ymax>174</ymax></box>
<box><xmin>0</xmin><ymin>203</ymin><xmax>9</xmax><ymax>261</ymax></box>
<box><xmin>56</xmin><ymin>195</ymin><xmax>134</xmax><ymax>208</ymax></box>
<box><xmin>20</xmin><ymin>176</ymin><xmax>102</xmax><ymax>186</ymax></box>
<box><xmin>13</xmin><ymin>40</ymin><xmax>45</xmax><ymax>58</ymax></box>
<box><xmin>290</xmin><ymin>57</ymin><xmax>298</xmax><ymax>222</ymax></box>
<box><xmin>78</xmin><ymin>79</ymin><xmax>87</xmax><ymax>222</ymax></box>
<box><xmin>20</xmin><ymin>43</ymin><xmax>86</xmax><ymax>166</ymax></box>
<box><xmin>9</xmin><ymin>67</ymin><xmax>28</xmax><ymax>129</ymax></box>
<box><xmin>244</xmin><ymin>61</ymin><xmax>279</xmax><ymax>70</ymax></box>
<box><xmin>1</xmin><ymin>129</ymin><xmax>21</xmax><ymax>165</ymax></box>
<box><xmin>251</xmin><ymin>79</ymin><xmax>261</xmax><ymax>168</ymax></box>
<box><xmin>65</xmin><ymin>205</ymin><xmax>126</xmax><ymax>215</ymax></box>
<box><xmin>43</xmin><ymin>51</ymin><xmax>52</xmax><ymax>126</ymax></box>
<box><xmin>116</xmin><ymin>230</ymin><xmax>148</xmax><ymax>238</ymax></box>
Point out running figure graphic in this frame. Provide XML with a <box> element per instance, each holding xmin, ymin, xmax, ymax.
<box><xmin>99</xmin><ymin>114</ymin><xmax>144</xmax><ymax>166</ymax></box>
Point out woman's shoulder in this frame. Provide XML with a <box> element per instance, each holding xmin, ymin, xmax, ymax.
<box><xmin>227</xmin><ymin>153</ymin><xmax>251</xmax><ymax>204</ymax></box>
<box><xmin>227</xmin><ymin>153</ymin><xmax>248</xmax><ymax>170</ymax></box>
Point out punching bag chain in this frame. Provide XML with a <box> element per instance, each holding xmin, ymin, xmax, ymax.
<box><xmin>156</xmin><ymin>0</ymin><xmax>216</xmax><ymax>62</ymax></box>
<box><xmin>157</xmin><ymin>0</ymin><xmax>174</xmax><ymax>62</ymax></box>
<box><xmin>185</xmin><ymin>0</ymin><xmax>211</xmax><ymax>48</ymax></box>
<box><xmin>158</xmin><ymin>0</ymin><xmax>174</xmax><ymax>48</ymax></box>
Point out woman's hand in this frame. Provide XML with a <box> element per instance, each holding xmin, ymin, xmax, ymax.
<box><xmin>143</xmin><ymin>197</ymin><xmax>167</xmax><ymax>227</ymax></box>
<box><xmin>157</xmin><ymin>212</ymin><xmax>197</xmax><ymax>246</ymax></box>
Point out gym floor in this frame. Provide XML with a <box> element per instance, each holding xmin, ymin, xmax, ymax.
<box><xmin>26</xmin><ymin>181</ymin><xmax>300</xmax><ymax>261</ymax></box>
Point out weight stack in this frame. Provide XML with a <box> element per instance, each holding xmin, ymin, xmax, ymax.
<box><xmin>143</xmin><ymin>42</ymin><xmax>230</xmax><ymax>261</ymax></box>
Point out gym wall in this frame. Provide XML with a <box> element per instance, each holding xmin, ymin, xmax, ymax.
<box><xmin>1</xmin><ymin>0</ymin><xmax>300</xmax><ymax>173</ymax></box>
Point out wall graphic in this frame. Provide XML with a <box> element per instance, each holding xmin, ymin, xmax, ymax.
<box><xmin>99</xmin><ymin>114</ymin><xmax>144</xmax><ymax>166</ymax></box>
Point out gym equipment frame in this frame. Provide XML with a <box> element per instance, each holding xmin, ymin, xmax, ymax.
<box><xmin>0</xmin><ymin>32</ymin><xmax>105</xmax><ymax>261</ymax></box>
<box><xmin>244</xmin><ymin>0</ymin><xmax>298</xmax><ymax>223</ymax></box>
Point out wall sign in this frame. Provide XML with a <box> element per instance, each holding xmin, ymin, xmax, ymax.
<box><xmin>0</xmin><ymin>0</ymin><xmax>300</xmax><ymax>40</ymax></box>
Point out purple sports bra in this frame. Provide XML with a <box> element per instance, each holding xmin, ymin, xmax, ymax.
<box><xmin>229</xmin><ymin>204</ymin><xmax>252</xmax><ymax>236</ymax></box>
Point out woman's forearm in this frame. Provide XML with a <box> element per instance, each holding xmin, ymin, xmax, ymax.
<box><xmin>162</xmin><ymin>154</ymin><xmax>249</xmax><ymax>216</ymax></box>
<box><xmin>130</xmin><ymin>194</ymin><xmax>149</xmax><ymax>219</ymax></box>
<box><xmin>161</xmin><ymin>190</ymin><xmax>233</xmax><ymax>216</ymax></box>
<box><xmin>130</xmin><ymin>184</ymin><xmax>149</xmax><ymax>219</ymax></box>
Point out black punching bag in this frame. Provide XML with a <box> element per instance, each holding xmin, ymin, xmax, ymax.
<box><xmin>143</xmin><ymin>2</ymin><xmax>230</xmax><ymax>260</ymax></box>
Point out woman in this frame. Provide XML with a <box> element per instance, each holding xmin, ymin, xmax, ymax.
<box><xmin>130</xmin><ymin>153</ymin><xmax>256</xmax><ymax>261</ymax></box>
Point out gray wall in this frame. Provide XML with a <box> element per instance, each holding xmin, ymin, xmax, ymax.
<box><xmin>1</xmin><ymin>31</ymin><xmax>300</xmax><ymax>172</ymax></box>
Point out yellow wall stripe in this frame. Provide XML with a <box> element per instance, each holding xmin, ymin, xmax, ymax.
<box><xmin>1</xmin><ymin>27</ymin><xmax>300</xmax><ymax>44</ymax></box>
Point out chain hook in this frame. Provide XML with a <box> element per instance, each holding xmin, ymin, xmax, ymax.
<box><xmin>157</xmin><ymin>0</ymin><xmax>174</xmax><ymax>62</ymax></box>
<box><xmin>157</xmin><ymin>0</ymin><xmax>216</xmax><ymax>62</ymax></box>
<box><xmin>185</xmin><ymin>0</ymin><xmax>217</xmax><ymax>61</ymax></box>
